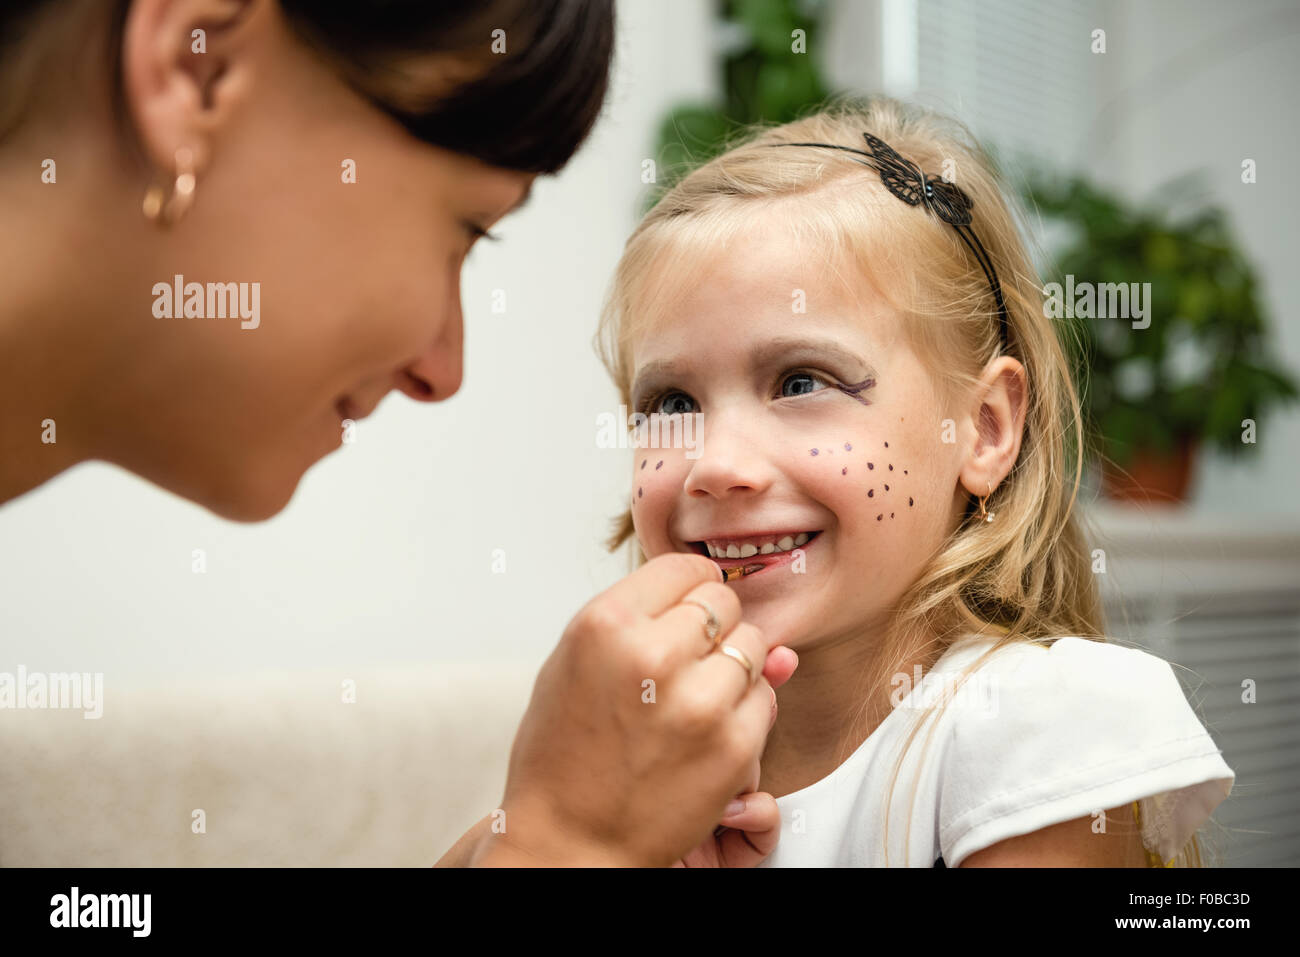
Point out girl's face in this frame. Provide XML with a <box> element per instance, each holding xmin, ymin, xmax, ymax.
<box><xmin>628</xmin><ymin>219</ymin><xmax>966</xmax><ymax>651</ymax></box>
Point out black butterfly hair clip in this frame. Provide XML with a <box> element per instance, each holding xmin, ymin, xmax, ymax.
<box><xmin>767</xmin><ymin>133</ymin><xmax>1010</xmax><ymax>354</ymax></box>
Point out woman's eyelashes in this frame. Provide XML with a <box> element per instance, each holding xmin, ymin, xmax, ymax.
<box><xmin>463</xmin><ymin>222</ymin><xmax>501</xmax><ymax>254</ymax></box>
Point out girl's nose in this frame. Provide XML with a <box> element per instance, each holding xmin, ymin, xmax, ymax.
<box><xmin>682</xmin><ymin>412</ymin><xmax>777</xmax><ymax>501</ymax></box>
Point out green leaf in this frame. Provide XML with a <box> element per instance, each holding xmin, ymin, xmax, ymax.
<box><xmin>731</xmin><ymin>0</ymin><xmax>797</xmax><ymax>55</ymax></box>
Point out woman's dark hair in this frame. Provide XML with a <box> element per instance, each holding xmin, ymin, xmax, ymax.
<box><xmin>277</xmin><ymin>0</ymin><xmax>614</xmax><ymax>174</ymax></box>
<box><xmin>2</xmin><ymin>0</ymin><xmax>614</xmax><ymax>174</ymax></box>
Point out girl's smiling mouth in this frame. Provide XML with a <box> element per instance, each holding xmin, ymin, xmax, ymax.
<box><xmin>685</xmin><ymin>530</ymin><xmax>824</xmax><ymax>574</ymax></box>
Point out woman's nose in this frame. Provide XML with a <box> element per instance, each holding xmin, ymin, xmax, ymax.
<box><xmin>398</xmin><ymin>294</ymin><xmax>465</xmax><ymax>403</ymax></box>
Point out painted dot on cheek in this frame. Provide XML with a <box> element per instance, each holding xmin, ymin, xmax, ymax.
<box><xmin>638</xmin><ymin>487</ymin><xmax>643</xmax><ymax>498</ymax></box>
<box><xmin>842</xmin><ymin>467</ymin><xmax>847</xmax><ymax>475</ymax></box>
<box><xmin>909</xmin><ymin>497</ymin><xmax>914</xmax><ymax>506</ymax></box>
<box><xmin>891</xmin><ymin>512</ymin><xmax>895</xmax><ymax>518</ymax></box>
<box><xmin>877</xmin><ymin>514</ymin><xmax>883</xmax><ymax>521</ymax></box>
<box><xmin>868</xmin><ymin>462</ymin><xmax>874</xmax><ymax>470</ymax></box>
<box><xmin>884</xmin><ymin>441</ymin><xmax>889</xmax><ymax>448</ymax></box>
<box><xmin>889</xmin><ymin>464</ymin><xmax>893</xmax><ymax>470</ymax></box>
<box><xmin>904</xmin><ymin>470</ymin><xmax>908</xmax><ymax>475</ymax></box>
<box><xmin>868</xmin><ymin>489</ymin><xmax>874</xmax><ymax>497</ymax></box>
<box><xmin>885</xmin><ymin>484</ymin><xmax>889</xmax><ymax>491</ymax></box>
<box><xmin>844</xmin><ymin>442</ymin><xmax>852</xmax><ymax>451</ymax></box>
<box><xmin>655</xmin><ymin>460</ymin><xmax>663</xmax><ymax>470</ymax></box>
<box><xmin>810</xmin><ymin>449</ymin><xmax>819</xmax><ymax>457</ymax></box>
<box><xmin>641</xmin><ymin>460</ymin><xmax>646</xmax><ymax>469</ymax></box>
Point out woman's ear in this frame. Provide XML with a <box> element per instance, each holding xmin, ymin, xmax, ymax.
<box><xmin>958</xmin><ymin>356</ymin><xmax>1027</xmax><ymax>497</ymax></box>
<box><xmin>121</xmin><ymin>0</ymin><xmax>265</xmax><ymax>177</ymax></box>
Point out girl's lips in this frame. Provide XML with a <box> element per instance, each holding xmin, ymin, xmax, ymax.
<box><xmin>695</xmin><ymin>531</ymin><xmax>823</xmax><ymax>577</ymax></box>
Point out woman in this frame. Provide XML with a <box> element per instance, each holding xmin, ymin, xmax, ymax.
<box><xmin>0</xmin><ymin>0</ymin><xmax>797</xmax><ymax>866</ymax></box>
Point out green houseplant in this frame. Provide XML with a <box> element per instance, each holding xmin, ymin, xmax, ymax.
<box><xmin>649</xmin><ymin>0</ymin><xmax>831</xmax><ymax>207</ymax></box>
<box><xmin>1025</xmin><ymin>172</ymin><xmax>1298</xmax><ymax>502</ymax></box>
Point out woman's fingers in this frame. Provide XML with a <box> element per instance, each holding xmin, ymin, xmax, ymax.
<box><xmin>488</xmin><ymin>549</ymin><xmax>799</xmax><ymax>866</ymax></box>
<box><xmin>763</xmin><ymin>645</ymin><xmax>799</xmax><ymax>690</ymax></box>
<box><xmin>715</xmin><ymin>791</ymin><xmax>782</xmax><ymax>866</ymax></box>
<box><xmin>593</xmin><ymin>552</ymin><xmax>723</xmax><ymax>618</ymax></box>
<box><xmin>682</xmin><ymin>621</ymin><xmax>771</xmax><ymax>705</ymax></box>
<box><xmin>649</xmin><ymin>580</ymin><xmax>742</xmax><ymax>660</ymax></box>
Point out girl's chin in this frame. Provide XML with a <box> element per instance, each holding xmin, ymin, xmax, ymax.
<box><xmin>719</xmin><ymin>598</ymin><xmax>815</xmax><ymax>652</ymax></box>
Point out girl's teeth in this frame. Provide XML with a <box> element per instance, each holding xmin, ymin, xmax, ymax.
<box><xmin>703</xmin><ymin>532</ymin><xmax>817</xmax><ymax>557</ymax></box>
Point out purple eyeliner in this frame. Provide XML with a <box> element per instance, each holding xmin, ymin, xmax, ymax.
<box><xmin>836</xmin><ymin>376</ymin><xmax>875</xmax><ymax>406</ymax></box>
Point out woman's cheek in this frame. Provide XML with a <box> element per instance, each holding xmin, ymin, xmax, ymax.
<box><xmin>630</xmin><ymin>453</ymin><xmax>681</xmax><ymax>556</ymax></box>
<box><xmin>799</xmin><ymin>437</ymin><xmax>920</xmax><ymax>526</ymax></box>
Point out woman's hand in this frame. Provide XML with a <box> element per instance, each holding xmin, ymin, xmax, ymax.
<box><xmin>469</xmin><ymin>552</ymin><xmax>798</xmax><ymax>867</ymax></box>
<box><xmin>673</xmin><ymin>691</ymin><xmax>785</xmax><ymax>868</ymax></box>
<box><xmin>673</xmin><ymin>791</ymin><xmax>782</xmax><ymax>867</ymax></box>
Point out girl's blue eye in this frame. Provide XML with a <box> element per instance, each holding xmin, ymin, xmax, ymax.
<box><xmin>656</xmin><ymin>392</ymin><xmax>697</xmax><ymax>415</ymax></box>
<box><xmin>780</xmin><ymin>372</ymin><xmax>829</xmax><ymax>397</ymax></box>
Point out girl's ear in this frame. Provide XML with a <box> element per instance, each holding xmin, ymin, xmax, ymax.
<box><xmin>958</xmin><ymin>356</ymin><xmax>1027</xmax><ymax>497</ymax></box>
<box><xmin>121</xmin><ymin>0</ymin><xmax>265</xmax><ymax>178</ymax></box>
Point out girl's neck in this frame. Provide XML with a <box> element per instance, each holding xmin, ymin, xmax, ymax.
<box><xmin>759</xmin><ymin>628</ymin><xmax>934</xmax><ymax>799</ymax></box>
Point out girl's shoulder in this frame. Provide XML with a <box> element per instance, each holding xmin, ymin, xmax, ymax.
<box><xmin>934</xmin><ymin>633</ymin><xmax>1181</xmax><ymax>693</ymax></box>
<box><xmin>930</xmin><ymin>634</ymin><xmax>1205</xmax><ymax>740</ymax></box>
<box><xmin>927</xmin><ymin>634</ymin><xmax>1235</xmax><ymax>866</ymax></box>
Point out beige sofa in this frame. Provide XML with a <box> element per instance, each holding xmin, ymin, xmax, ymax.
<box><xmin>0</xmin><ymin>662</ymin><xmax>538</xmax><ymax>866</ymax></box>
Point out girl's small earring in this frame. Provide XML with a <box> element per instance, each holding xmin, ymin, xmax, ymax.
<box><xmin>977</xmin><ymin>481</ymin><xmax>996</xmax><ymax>523</ymax></box>
<box><xmin>142</xmin><ymin>147</ymin><xmax>196</xmax><ymax>226</ymax></box>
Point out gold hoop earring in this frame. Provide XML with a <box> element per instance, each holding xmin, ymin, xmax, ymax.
<box><xmin>142</xmin><ymin>147</ymin><xmax>196</xmax><ymax>226</ymax></box>
<box><xmin>977</xmin><ymin>481</ymin><xmax>995</xmax><ymax>523</ymax></box>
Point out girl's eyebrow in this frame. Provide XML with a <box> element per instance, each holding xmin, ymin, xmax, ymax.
<box><xmin>630</xmin><ymin>337</ymin><xmax>876</xmax><ymax>403</ymax></box>
<box><xmin>630</xmin><ymin>358</ymin><xmax>679</xmax><ymax>405</ymax></box>
<box><xmin>750</xmin><ymin>337</ymin><xmax>877</xmax><ymax>378</ymax></box>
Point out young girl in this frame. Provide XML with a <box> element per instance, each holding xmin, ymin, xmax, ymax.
<box><xmin>596</xmin><ymin>98</ymin><xmax>1234</xmax><ymax>867</ymax></box>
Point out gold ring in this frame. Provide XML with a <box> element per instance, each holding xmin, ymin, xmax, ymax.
<box><xmin>717</xmin><ymin>644</ymin><xmax>755</xmax><ymax>683</ymax></box>
<box><xmin>681</xmin><ymin>598</ymin><xmax>720</xmax><ymax>644</ymax></box>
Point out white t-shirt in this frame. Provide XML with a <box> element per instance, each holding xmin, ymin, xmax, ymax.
<box><xmin>758</xmin><ymin>636</ymin><xmax>1235</xmax><ymax>867</ymax></box>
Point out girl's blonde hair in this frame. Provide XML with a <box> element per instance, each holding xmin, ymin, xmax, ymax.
<box><xmin>595</xmin><ymin>95</ymin><xmax>1208</xmax><ymax>867</ymax></box>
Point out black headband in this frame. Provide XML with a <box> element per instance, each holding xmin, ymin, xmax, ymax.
<box><xmin>766</xmin><ymin>133</ymin><xmax>1010</xmax><ymax>354</ymax></box>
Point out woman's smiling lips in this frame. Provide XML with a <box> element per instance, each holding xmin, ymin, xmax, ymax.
<box><xmin>682</xmin><ymin>530</ymin><xmax>824</xmax><ymax>576</ymax></box>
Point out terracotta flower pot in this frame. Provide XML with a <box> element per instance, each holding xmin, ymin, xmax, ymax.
<box><xmin>1100</xmin><ymin>435</ymin><xmax>1199</xmax><ymax>505</ymax></box>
